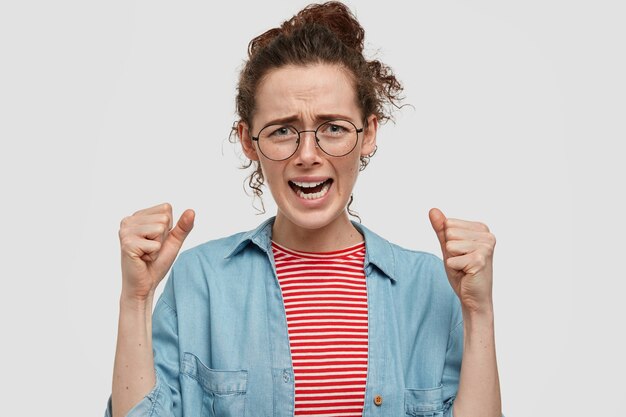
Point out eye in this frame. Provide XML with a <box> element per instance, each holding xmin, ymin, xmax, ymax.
<box><xmin>260</xmin><ymin>125</ymin><xmax>298</xmax><ymax>143</ymax></box>
<box><xmin>319</xmin><ymin>120</ymin><xmax>353</xmax><ymax>137</ymax></box>
<box><xmin>326</xmin><ymin>124</ymin><xmax>346</xmax><ymax>134</ymax></box>
<box><xmin>269</xmin><ymin>126</ymin><xmax>292</xmax><ymax>137</ymax></box>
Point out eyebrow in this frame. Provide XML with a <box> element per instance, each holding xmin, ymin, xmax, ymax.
<box><xmin>263</xmin><ymin>113</ymin><xmax>357</xmax><ymax>127</ymax></box>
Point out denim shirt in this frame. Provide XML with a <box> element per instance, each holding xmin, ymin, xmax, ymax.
<box><xmin>105</xmin><ymin>217</ymin><xmax>465</xmax><ymax>417</ymax></box>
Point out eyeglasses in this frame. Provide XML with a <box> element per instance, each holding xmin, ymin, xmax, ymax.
<box><xmin>251</xmin><ymin>119</ymin><xmax>364</xmax><ymax>161</ymax></box>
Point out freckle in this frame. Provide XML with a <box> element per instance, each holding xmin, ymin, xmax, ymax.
<box><xmin>141</xmin><ymin>377</ymin><xmax>144</xmax><ymax>380</ymax></box>
<box><xmin>139</xmin><ymin>343</ymin><xmax>142</xmax><ymax>346</ymax></box>
<box><xmin>125</xmin><ymin>365</ymin><xmax>128</xmax><ymax>368</ymax></box>
<box><xmin>126</xmin><ymin>386</ymin><xmax>129</xmax><ymax>390</ymax></box>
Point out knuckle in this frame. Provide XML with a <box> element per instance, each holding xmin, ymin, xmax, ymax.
<box><xmin>473</xmin><ymin>252</ymin><xmax>486</xmax><ymax>267</ymax></box>
<box><xmin>120</xmin><ymin>216</ymin><xmax>130</xmax><ymax>228</ymax></box>
<box><xmin>478</xmin><ymin>222</ymin><xmax>490</xmax><ymax>232</ymax></box>
<box><xmin>118</xmin><ymin>226</ymin><xmax>131</xmax><ymax>240</ymax></box>
<box><xmin>119</xmin><ymin>235</ymin><xmax>132</xmax><ymax>249</ymax></box>
<box><xmin>481</xmin><ymin>242</ymin><xmax>494</xmax><ymax>255</ymax></box>
<box><xmin>445</xmin><ymin>240</ymin><xmax>454</xmax><ymax>252</ymax></box>
<box><xmin>162</xmin><ymin>202</ymin><xmax>172</xmax><ymax>213</ymax></box>
<box><xmin>444</xmin><ymin>228</ymin><xmax>455</xmax><ymax>240</ymax></box>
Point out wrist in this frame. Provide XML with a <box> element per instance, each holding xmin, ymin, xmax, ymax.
<box><xmin>461</xmin><ymin>298</ymin><xmax>494</xmax><ymax>319</ymax></box>
<box><xmin>119</xmin><ymin>292</ymin><xmax>154</xmax><ymax>313</ymax></box>
<box><xmin>462</xmin><ymin>301</ymin><xmax>494</xmax><ymax>322</ymax></box>
<box><xmin>462</xmin><ymin>306</ymin><xmax>495</xmax><ymax>337</ymax></box>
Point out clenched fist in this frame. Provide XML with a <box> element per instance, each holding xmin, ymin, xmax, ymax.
<box><xmin>118</xmin><ymin>203</ymin><xmax>195</xmax><ymax>302</ymax></box>
<box><xmin>429</xmin><ymin>208</ymin><xmax>496</xmax><ymax>315</ymax></box>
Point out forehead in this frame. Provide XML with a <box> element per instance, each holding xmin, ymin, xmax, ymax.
<box><xmin>253</xmin><ymin>64</ymin><xmax>360</xmax><ymax>125</ymax></box>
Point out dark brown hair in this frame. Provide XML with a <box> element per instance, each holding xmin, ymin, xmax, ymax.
<box><xmin>231</xmin><ymin>1</ymin><xmax>404</xmax><ymax>217</ymax></box>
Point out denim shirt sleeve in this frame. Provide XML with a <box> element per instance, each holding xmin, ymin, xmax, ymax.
<box><xmin>439</xmin><ymin>260</ymin><xmax>464</xmax><ymax>417</ymax></box>
<box><xmin>443</xmin><ymin>312</ymin><xmax>463</xmax><ymax>417</ymax></box>
<box><xmin>104</xmin><ymin>269</ymin><xmax>182</xmax><ymax>417</ymax></box>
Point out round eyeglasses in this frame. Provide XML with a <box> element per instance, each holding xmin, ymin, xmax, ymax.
<box><xmin>251</xmin><ymin>119</ymin><xmax>364</xmax><ymax>161</ymax></box>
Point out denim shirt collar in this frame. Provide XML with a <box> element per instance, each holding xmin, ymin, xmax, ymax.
<box><xmin>224</xmin><ymin>216</ymin><xmax>396</xmax><ymax>281</ymax></box>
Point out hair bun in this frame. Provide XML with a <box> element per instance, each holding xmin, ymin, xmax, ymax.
<box><xmin>249</xmin><ymin>2</ymin><xmax>365</xmax><ymax>56</ymax></box>
<box><xmin>282</xmin><ymin>2</ymin><xmax>365</xmax><ymax>53</ymax></box>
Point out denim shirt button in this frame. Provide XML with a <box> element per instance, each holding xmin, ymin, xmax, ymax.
<box><xmin>374</xmin><ymin>394</ymin><xmax>383</xmax><ymax>406</ymax></box>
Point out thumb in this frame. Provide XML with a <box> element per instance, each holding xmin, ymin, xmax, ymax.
<box><xmin>428</xmin><ymin>207</ymin><xmax>447</xmax><ymax>253</ymax></box>
<box><xmin>154</xmin><ymin>209</ymin><xmax>195</xmax><ymax>269</ymax></box>
<box><xmin>169</xmin><ymin>209</ymin><xmax>195</xmax><ymax>244</ymax></box>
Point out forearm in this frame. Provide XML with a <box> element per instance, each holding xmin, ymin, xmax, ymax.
<box><xmin>111</xmin><ymin>294</ymin><xmax>156</xmax><ymax>417</ymax></box>
<box><xmin>453</xmin><ymin>307</ymin><xmax>502</xmax><ymax>417</ymax></box>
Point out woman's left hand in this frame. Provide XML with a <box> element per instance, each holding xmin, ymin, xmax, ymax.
<box><xmin>429</xmin><ymin>208</ymin><xmax>496</xmax><ymax>315</ymax></box>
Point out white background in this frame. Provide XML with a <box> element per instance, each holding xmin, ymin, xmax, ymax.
<box><xmin>1</xmin><ymin>0</ymin><xmax>624</xmax><ymax>416</ymax></box>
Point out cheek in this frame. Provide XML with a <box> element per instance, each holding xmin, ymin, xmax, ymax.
<box><xmin>258</xmin><ymin>160</ymin><xmax>282</xmax><ymax>188</ymax></box>
<box><xmin>350</xmin><ymin>156</ymin><xmax>362</xmax><ymax>175</ymax></box>
<box><xmin>338</xmin><ymin>157</ymin><xmax>361</xmax><ymax>183</ymax></box>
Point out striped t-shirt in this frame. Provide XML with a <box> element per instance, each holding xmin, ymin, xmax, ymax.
<box><xmin>271</xmin><ymin>240</ymin><xmax>368</xmax><ymax>417</ymax></box>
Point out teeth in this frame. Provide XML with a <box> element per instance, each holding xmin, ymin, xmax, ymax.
<box><xmin>296</xmin><ymin>181</ymin><xmax>331</xmax><ymax>200</ymax></box>
<box><xmin>291</xmin><ymin>180</ymin><xmax>327</xmax><ymax>188</ymax></box>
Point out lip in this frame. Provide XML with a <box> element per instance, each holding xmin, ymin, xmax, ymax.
<box><xmin>287</xmin><ymin>177</ymin><xmax>334</xmax><ymax>205</ymax></box>
<box><xmin>288</xmin><ymin>176</ymin><xmax>333</xmax><ymax>183</ymax></box>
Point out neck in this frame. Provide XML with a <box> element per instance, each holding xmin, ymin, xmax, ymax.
<box><xmin>272</xmin><ymin>210</ymin><xmax>364</xmax><ymax>252</ymax></box>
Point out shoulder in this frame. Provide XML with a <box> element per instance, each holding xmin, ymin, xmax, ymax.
<box><xmin>175</xmin><ymin>217</ymin><xmax>275</xmax><ymax>267</ymax></box>
<box><xmin>176</xmin><ymin>230</ymin><xmax>251</xmax><ymax>264</ymax></box>
<box><xmin>159</xmin><ymin>228</ymin><xmax>266</xmax><ymax>308</ymax></box>
<box><xmin>359</xmin><ymin>222</ymin><xmax>454</xmax><ymax>301</ymax></box>
<box><xmin>164</xmin><ymin>229</ymin><xmax>246</xmax><ymax>275</ymax></box>
<box><xmin>356</xmin><ymin>221</ymin><xmax>445</xmax><ymax>277</ymax></box>
<box><xmin>359</xmin><ymin>223</ymin><xmax>462</xmax><ymax>330</ymax></box>
<box><xmin>388</xmin><ymin>241</ymin><xmax>449</xmax><ymax>293</ymax></box>
<box><xmin>390</xmin><ymin>241</ymin><xmax>444</xmax><ymax>270</ymax></box>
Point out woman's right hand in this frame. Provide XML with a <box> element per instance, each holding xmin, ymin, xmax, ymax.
<box><xmin>118</xmin><ymin>203</ymin><xmax>195</xmax><ymax>303</ymax></box>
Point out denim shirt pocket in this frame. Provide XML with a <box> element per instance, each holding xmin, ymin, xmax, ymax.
<box><xmin>404</xmin><ymin>385</ymin><xmax>449</xmax><ymax>417</ymax></box>
<box><xmin>181</xmin><ymin>352</ymin><xmax>248</xmax><ymax>417</ymax></box>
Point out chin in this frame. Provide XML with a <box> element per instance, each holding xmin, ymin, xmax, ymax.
<box><xmin>277</xmin><ymin>197</ymin><xmax>349</xmax><ymax>232</ymax></box>
<box><xmin>288</xmin><ymin>209</ymin><xmax>346</xmax><ymax>231</ymax></box>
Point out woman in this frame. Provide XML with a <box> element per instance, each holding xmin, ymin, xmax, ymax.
<box><xmin>106</xmin><ymin>2</ymin><xmax>502</xmax><ymax>416</ymax></box>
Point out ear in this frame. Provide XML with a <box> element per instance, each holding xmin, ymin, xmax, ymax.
<box><xmin>238</xmin><ymin>121</ymin><xmax>260</xmax><ymax>161</ymax></box>
<box><xmin>360</xmin><ymin>114</ymin><xmax>378</xmax><ymax>157</ymax></box>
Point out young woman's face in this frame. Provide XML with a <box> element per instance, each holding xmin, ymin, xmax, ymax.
<box><xmin>240</xmin><ymin>63</ymin><xmax>377</xmax><ymax>231</ymax></box>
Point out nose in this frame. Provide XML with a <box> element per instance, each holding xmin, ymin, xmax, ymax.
<box><xmin>293</xmin><ymin>130</ymin><xmax>322</xmax><ymax>166</ymax></box>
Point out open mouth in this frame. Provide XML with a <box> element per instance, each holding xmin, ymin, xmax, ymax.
<box><xmin>288</xmin><ymin>179</ymin><xmax>333</xmax><ymax>200</ymax></box>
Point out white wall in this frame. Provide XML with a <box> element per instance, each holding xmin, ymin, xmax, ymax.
<box><xmin>1</xmin><ymin>0</ymin><xmax>623</xmax><ymax>415</ymax></box>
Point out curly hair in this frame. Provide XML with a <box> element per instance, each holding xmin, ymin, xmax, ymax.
<box><xmin>230</xmin><ymin>1</ymin><xmax>404</xmax><ymax>219</ymax></box>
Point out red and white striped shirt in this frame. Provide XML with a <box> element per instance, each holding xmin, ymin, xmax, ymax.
<box><xmin>272</xmin><ymin>240</ymin><xmax>368</xmax><ymax>417</ymax></box>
